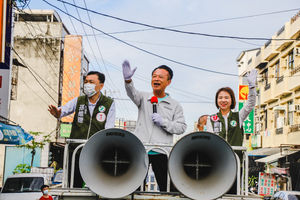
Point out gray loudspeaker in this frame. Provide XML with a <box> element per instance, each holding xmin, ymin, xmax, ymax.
<box><xmin>169</xmin><ymin>131</ymin><xmax>237</xmax><ymax>200</ymax></box>
<box><xmin>79</xmin><ymin>128</ymin><xmax>149</xmax><ymax>199</ymax></box>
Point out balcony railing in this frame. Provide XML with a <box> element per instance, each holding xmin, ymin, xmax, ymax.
<box><xmin>276</xmin><ymin>75</ymin><xmax>284</xmax><ymax>84</ymax></box>
<box><xmin>265</xmin><ymin>83</ymin><xmax>271</xmax><ymax>91</ymax></box>
<box><xmin>276</xmin><ymin>127</ymin><xmax>283</xmax><ymax>134</ymax></box>
<box><xmin>289</xmin><ymin>124</ymin><xmax>300</xmax><ymax>133</ymax></box>
<box><xmin>291</xmin><ymin>64</ymin><xmax>300</xmax><ymax>76</ymax></box>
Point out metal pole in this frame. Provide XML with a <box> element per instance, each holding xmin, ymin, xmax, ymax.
<box><xmin>70</xmin><ymin>143</ymin><xmax>85</xmax><ymax>188</ymax></box>
<box><xmin>62</xmin><ymin>142</ymin><xmax>69</xmax><ymax>188</ymax></box>
<box><xmin>245</xmin><ymin>151</ymin><xmax>249</xmax><ymax>196</ymax></box>
<box><xmin>235</xmin><ymin>153</ymin><xmax>241</xmax><ymax>195</ymax></box>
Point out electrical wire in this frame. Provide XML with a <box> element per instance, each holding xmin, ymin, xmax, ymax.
<box><xmin>13</xmin><ymin>48</ymin><xmax>57</xmax><ymax>103</ymax></box>
<box><xmin>57</xmin><ymin>0</ymin><xmax>299</xmax><ymax>41</ymax></box>
<box><xmin>60</xmin><ymin>1</ymin><xmax>137</xmax><ymax>118</ymax></box>
<box><xmin>42</xmin><ymin>0</ymin><xmax>239</xmax><ymax>77</ymax></box>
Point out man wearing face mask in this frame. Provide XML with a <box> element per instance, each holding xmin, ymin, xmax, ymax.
<box><xmin>48</xmin><ymin>71</ymin><xmax>115</xmax><ymax>187</ymax></box>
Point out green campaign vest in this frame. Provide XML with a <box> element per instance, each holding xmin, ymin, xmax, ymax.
<box><xmin>210</xmin><ymin>111</ymin><xmax>243</xmax><ymax>146</ymax></box>
<box><xmin>70</xmin><ymin>94</ymin><xmax>113</xmax><ymax>139</ymax></box>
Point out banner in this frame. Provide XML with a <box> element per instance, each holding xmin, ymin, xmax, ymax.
<box><xmin>239</xmin><ymin>102</ymin><xmax>254</xmax><ymax>134</ymax></box>
<box><xmin>258</xmin><ymin>172</ymin><xmax>276</xmax><ymax>196</ymax></box>
<box><xmin>61</xmin><ymin>35</ymin><xmax>82</xmax><ymax>122</ymax></box>
<box><xmin>239</xmin><ymin>85</ymin><xmax>249</xmax><ymax>100</ymax></box>
<box><xmin>0</xmin><ymin>122</ymin><xmax>33</xmax><ymax>145</ymax></box>
<box><xmin>60</xmin><ymin>123</ymin><xmax>72</xmax><ymax>138</ymax></box>
<box><xmin>0</xmin><ymin>0</ymin><xmax>12</xmax><ymax>118</ymax></box>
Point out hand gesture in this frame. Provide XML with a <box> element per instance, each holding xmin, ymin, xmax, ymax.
<box><xmin>48</xmin><ymin>105</ymin><xmax>61</xmax><ymax>118</ymax></box>
<box><xmin>122</xmin><ymin>60</ymin><xmax>137</xmax><ymax>81</ymax></box>
<box><xmin>247</xmin><ymin>69</ymin><xmax>257</xmax><ymax>88</ymax></box>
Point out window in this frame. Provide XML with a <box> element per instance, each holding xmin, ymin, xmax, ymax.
<box><xmin>288</xmin><ymin>50</ymin><xmax>294</xmax><ymax>69</ymax></box>
<box><xmin>150</xmin><ymin>175</ymin><xmax>155</xmax><ymax>182</ymax></box>
<box><xmin>264</xmin><ymin>70</ymin><xmax>270</xmax><ymax>90</ymax></box>
<box><xmin>288</xmin><ymin>100</ymin><xmax>294</xmax><ymax>125</ymax></box>
<box><xmin>264</xmin><ymin>109</ymin><xmax>268</xmax><ymax>130</ymax></box>
<box><xmin>275</xmin><ymin>61</ymin><xmax>283</xmax><ymax>83</ymax></box>
<box><xmin>150</xmin><ymin>184</ymin><xmax>155</xmax><ymax>191</ymax></box>
<box><xmin>2</xmin><ymin>177</ymin><xmax>44</xmax><ymax>193</ymax></box>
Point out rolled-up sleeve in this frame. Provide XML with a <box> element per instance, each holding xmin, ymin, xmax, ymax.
<box><xmin>161</xmin><ymin>104</ymin><xmax>187</xmax><ymax>135</ymax></box>
<box><xmin>60</xmin><ymin>97</ymin><xmax>78</xmax><ymax>118</ymax></box>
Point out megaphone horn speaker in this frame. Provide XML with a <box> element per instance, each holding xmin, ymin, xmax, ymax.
<box><xmin>79</xmin><ymin>128</ymin><xmax>149</xmax><ymax>199</ymax></box>
<box><xmin>168</xmin><ymin>131</ymin><xmax>237</xmax><ymax>200</ymax></box>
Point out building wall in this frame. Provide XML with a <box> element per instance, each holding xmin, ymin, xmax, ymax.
<box><xmin>10</xmin><ymin>21</ymin><xmax>62</xmax><ymax>135</ymax></box>
<box><xmin>237</xmin><ymin>11</ymin><xmax>300</xmax><ymax>148</ymax></box>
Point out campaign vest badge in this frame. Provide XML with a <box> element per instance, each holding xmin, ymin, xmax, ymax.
<box><xmin>211</xmin><ymin>115</ymin><xmax>219</xmax><ymax>122</ymax></box>
<box><xmin>230</xmin><ymin>120</ymin><xmax>237</xmax><ymax>127</ymax></box>
<box><xmin>96</xmin><ymin>112</ymin><xmax>106</xmax><ymax>122</ymax></box>
<box><xmin>98</xmin><ymin>105</ymin><xmax>106</xmax><ymax>113</ymax></box>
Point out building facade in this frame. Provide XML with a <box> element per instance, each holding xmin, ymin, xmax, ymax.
<box><xmin>0</xmin><ymin>10</ymin><xmax>89</xmax><ymax>185</ymax></box>
<box><xmin>237</xmin><ymin>11</ymin><xmax>300</xmax><ymax>148</ymax></box>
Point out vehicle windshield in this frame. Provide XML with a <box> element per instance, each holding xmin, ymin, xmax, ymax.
<box><xmin>1</xmin><ymin>177</ymin><xmax>44</xmax><ymax>193</ymax></box>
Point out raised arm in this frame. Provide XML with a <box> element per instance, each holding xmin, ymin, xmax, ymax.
<box><xmin>122</xmin><ymin>60</ymin><xmax>142</xmax><ymax>107</ymax></box>
<box><xmin>239</xmin><ymin>69</ymin><xmax>257</xmax><ymax>124</ymax></box>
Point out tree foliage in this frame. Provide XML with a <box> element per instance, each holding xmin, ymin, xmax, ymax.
<box><xmin>18</xmin><ymin>131</ymin><xmax>51</xmax><ymax>167</ymax></box>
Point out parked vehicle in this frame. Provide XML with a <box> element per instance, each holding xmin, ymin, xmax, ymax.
<box><xmin>272</xmin><ymin>191</ymin><xmax>300</xmax><ymax>200</ymax></box>
<box><xmin>0</xmin><ymin>173</ymin><xmax>48</xmax><ymax>200</ymax></box>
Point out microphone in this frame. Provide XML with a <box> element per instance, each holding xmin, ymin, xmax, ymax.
<box><xmin>150</xmin><ymin>96</ymin><xmax>158</xmax><ymax>113</ymax></box>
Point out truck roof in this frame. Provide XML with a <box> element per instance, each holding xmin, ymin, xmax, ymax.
<box><xmin>6</xmin><ymin>173</ymin><xmax>47</xmax><ymax>178</ymax></box>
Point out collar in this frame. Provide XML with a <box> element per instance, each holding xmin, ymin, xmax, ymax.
<box><xmin>88</xmin><ymin>92</ymin><xmax>102</xmax><ymax>105</ymax></box>
<box><xmin>218</xmin><ymin>110</ymin><xmax>232</xmax><ymax>119</ymax></box>
<box><xmin>147</xmin><ymin>93</ymin><xmax>171</xmax><ymax>104</ymax></box>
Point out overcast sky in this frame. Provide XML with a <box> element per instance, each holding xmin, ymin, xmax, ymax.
<box><xmin>29</xmin><ymin>0</ymin><xmax>300</xmax><ymax>133</ymax></box>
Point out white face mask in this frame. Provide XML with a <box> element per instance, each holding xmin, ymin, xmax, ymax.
<box><xmin>84</xmin><ymin>83</ymin><xmax>97</xmax><ymax>97</ymax></box>
<box><xmin>203</xmin><ymin>125</ymin><xmax>207</xmax><ymax>131</ymax></box>
<box><xmin>43</xmin><ymin>190</ymin><xmax>49</xmax><ymax>195</ymax></box>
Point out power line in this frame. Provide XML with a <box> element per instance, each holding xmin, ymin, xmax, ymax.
<box><xmin>16</xmin><ymin>13</ymin><xmax>74</xmax><ymax>96</ymax></box>
<box><xmin>80</xmin><ymin>0</ymin><xmax>138</xmax><ymax>119</ymax></box>
<box><xmin>42</xmin><ymin>0</ymin><xmax>238</xmax><ymax>77</ymax></box>
<box><xmin>62</xmin><ymin>1</ymin><xmax>137</xmax><ymax>119</ymax></box>
<box><xmin>13</xmin><ymin>48</ymin><xmax>57</xmax><ymax>103</ymax></box>
<box><xmin>57</xmin><ymin>0</ymin><xmax>299</xmax><ymax>41</ymax></box>
<box><xmin>91</xmin><ymin>8</ymin><xmax>300</xmax><ymax>36</ymax></box>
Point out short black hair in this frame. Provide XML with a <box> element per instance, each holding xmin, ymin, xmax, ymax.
<box><xmin>41</xmin><ymin>184</ymin><xmax>49</xmax><ymax>191</ymax></box>
<box><xmin>152</xmin><ymin>65</ymin><xmax>173</xmax><ymax>80</ymax></box>
<box><xmin>85</xmin><ymin>71</ymin><xmax>105</xmax><ymax>83</ymax></box>
<box><xmin>198</xmin><ymin>115</ymin><xmax>208</xmax><ymax>124</ymax></box>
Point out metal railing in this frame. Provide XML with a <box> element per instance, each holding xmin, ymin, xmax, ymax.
<box><xmin>289</xmin><ymin>124</ymin><xmax>300</xmax><ymax>133</ymax></box>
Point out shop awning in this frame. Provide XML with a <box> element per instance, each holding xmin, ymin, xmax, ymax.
<box><xmin>255</xmin><ymin>149</ymin><xmax>300</xmax><ymax>163</ymax></box>
<box><xmin>248</xmin><ymin>147</ymin><xmax>281</xmax><ymax>157</ymax></box>
<box><xmin>0</xmin><ymin>122</ymin><xmax>33</xmax><ymax>145</ymax></box>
